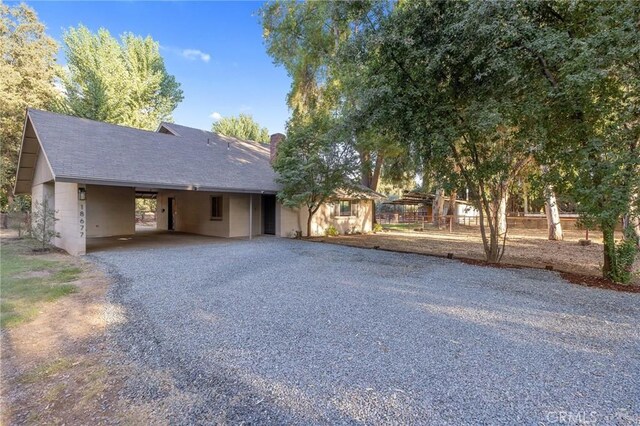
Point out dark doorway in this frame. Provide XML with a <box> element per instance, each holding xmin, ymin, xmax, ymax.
<box><xmin>262</xmin><ymin>194</ymin><xmax>276</xmax><ymax>235</ymax></box>
<box><xmin>168</xmin><ymin>197</ymin><xmax>175</xmax><ymax>231</ymax></box>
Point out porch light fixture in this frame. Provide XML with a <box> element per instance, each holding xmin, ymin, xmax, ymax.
<box><xmin>78</xmin><ymin>187</ymin><xmax>86</xmax><ymax>201</ymax></box>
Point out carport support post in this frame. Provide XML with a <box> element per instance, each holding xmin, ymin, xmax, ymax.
<box><xmin>249</xmin><ymin>194</ymin><xmax>253</xmax><ymax>240</ymax></box>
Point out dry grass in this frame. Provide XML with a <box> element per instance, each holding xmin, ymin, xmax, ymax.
<box><xmin>318</xmin><ymin>224</ymin><xmax>640</xmax><ymax>286</ymax></box>
<box><xmin>0</xmin><ymin>232</ymin><xmax>130</xmax><ymax>425</ymax></box>
<box><xmin>18</xmin><ymin>358</ymin><xmax>76</xmax><ymax>384</ymax></box>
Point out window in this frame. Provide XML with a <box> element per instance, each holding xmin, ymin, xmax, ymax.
<box><xmin>211</xmin><ymin>196</ymin><xmax>223</xmax><ymax>220</ymax></box>
<box><xmin>339</xmin><ymin>200</ymin><xmax>352</xmax><ymax>216</ymax></box>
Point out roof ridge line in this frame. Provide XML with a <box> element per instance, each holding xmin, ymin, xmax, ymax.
<box><xmin>27</xmin><ymin>108</ymin><xmax>180</xmax><ymax>137</ymax></box>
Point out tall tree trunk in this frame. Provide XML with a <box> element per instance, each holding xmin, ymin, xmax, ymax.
<box><xmin>623</xmin><ymin>192</ymin><xmax>640</xmax><ymax>245</ymax></box>
<box><xmin>540</xmin><ymin>165</ymin><xmax>563</xmax><ymax>240</ymax></box>
<box><xmin>370</xmin><ymin>154</ymin><xmax>383</xmax><ymax>192</ymax></box>
<box><xmin>477</xmin><ymin>192</ymin><xmax>491</xmax><ymax>259</ymax></box>
<box><xmin>479</xmin><ymin>190</ymin><xmax>500</xmax><ymax>263</ymax></box>
<box><xmin>544</xmin><ymin>185</ymin><xmax>563</xmax><ymax>240</ymax></box>
<box><xmin>433</xmin><ymin>188</ymin><xmax>445</xmax><ymax>227</ymax></box>
<box><xmin>497</xmin><ymin>187</ymin><xmax>508</xmax><ymax>240</ymax></box>
<box><xmin>445</xmin><ymin>190</ymin><xmax>457</xmax><ymax>221</ymax></box>
<box><xmin>306</xmin><ymin>210</ymin><xmax>313</xmax><ymax>237</ymax></box>
<box><xmin>484</xmin><ymin>182</ymin><xmax>509</xmax><ymax>263</ymax></box>
<box><xmin>370</xmin><ymin>155</ymin><xmax>383</xmax><ymax>225</ymax></box>
<box><xmin>632</xmin><ymin>215</ymin><xmax>640</xmax><ymax>245</ymax></box>
<box><xmin>360</xmin><ymin>150</ymin><xmax>371</xmax><ymax>188</ymax></box>
<box><xmin>602</xmin><ymin>223</ymin><xmax>616</xmax><ymax>280</ymax></box>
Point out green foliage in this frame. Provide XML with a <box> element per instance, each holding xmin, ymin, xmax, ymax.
<box><xmin>274</xmin><ymin>112</ymin><xmax>357</xmax><ymax>236</ymax></box>
<box><xmin>261</xmin><ymin>1</ymin><xmax>372</xmax><ymax>117</ymax></box>
<box><xmin>522</xmin><ymin>1</ymin><xmax>640</xmax><ymax>281</ymax></box>
<box><xmin>60</xmin><ymin>25</ymin><xmax>183</xmax><ymax>130</ymax></box>
<box><xmin>325</xmin><ymin>225</ymin><xmax>339</xmax><ymax>237</ymax></box>
<box><xmin>372</xmin><ymin>223</ymin><xmax>383</xmax><ymax>233</ymax></box>
<box><xmin>606</xmin><ymin>227</ymin><xmax>639</xmax><ymax>284</ymax></box>
<box><xmin>211</xmin><ymin>114</ymin><xmax>270</xmax><ymax>142</ymax></box>
<box><xmin>7</xmin><ymin>197</ymin><xmax>31</xmax><ymax>237</ymax></box>
<box><xmin>0</xmin><ymin>3</ymin><xmax>60</xmax><ymax>210</ymax></box>
<box><xmin>342</xmin><ymin>1</ymin><xmax>539</xmax><ymax>262</ymax></box>
<box><xmin>30</xmin><ymin>199</ymin><xmax>59</xmax><ymax>250</ymax></box>
<box><xmin>261</xmin><ymin>1</ymin><xmax>394</xmax><ymax>191</ymax></box>
<box><xmin>135</xmin><ymin>198</ymin><xmax>156</xmax><ymax>212</ymax></box>
<box><xmin>320</xmin><ymin>0</ymin><xmax>639</xmax><ymax>277</ymax></box>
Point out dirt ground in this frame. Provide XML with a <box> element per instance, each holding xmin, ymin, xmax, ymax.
<box><xmin>316</xmin><ymin>225</ymin><xmax>640</xmax><ymax>286</ymax></box>
<box><xmin>0</xmin><ymin>233</ymin><xmax>128</xmax><ymax>425</ymax></box>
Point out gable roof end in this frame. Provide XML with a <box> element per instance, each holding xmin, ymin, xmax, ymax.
<box><xmin>14</xmin><ymin>111</ymin><xmax>55</xmax><ymax>195</ymax></box>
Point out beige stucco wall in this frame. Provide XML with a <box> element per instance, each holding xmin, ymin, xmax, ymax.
<box><xmin>156</xmin><ymin>190</ymin><xmax>265</xmax><ymax>238</ymax></box>
<box><xmin>86</xmin><ymin>185</ymin><xmax>135</xmax><ymax>237</ymax></box>
<box><xmin>32</xmin><ymin>152</ymin><xmax>54</xmax><ymax>186</ymax></box>
<box><xmin>278</xmin><ymin>199</ymin><xmax>374</xmax><ymax>237</ymax></box>
<box><xmin>30</xmin><ymin>151</ymin><xmax>54</xmax><ymax>211</ymax></box>
<box><xmin>276</xmin><ymin>202</ymin><xmax>303</xmax><ymax>238</ymax></box>
<box><xmin>228</xmin><ymin>194</ymin><xmax>262</xmax><ymax>237</ymax></box>
<box><xmin>31</xmin><ymin>182</ymin><xmax>55</xmax><ymax>210</ymax></box>
<box><xmin>157</xmin><ymin>190</ymin><xmax>230</xmax><ymax>237</ymax></box>
<box><xmin>53</xmin><ymin>182</ymin><xmax>86</xmax><ymax>256</ymax></box>
<box><xmin>314</xmin><ymin>200</ymin><xmax>373</xmax><ymax>236</ymax></box>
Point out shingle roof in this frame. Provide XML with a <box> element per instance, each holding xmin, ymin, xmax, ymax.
<box><xmin>24</xmin><ymin>109</ymin><xmax>280</xmax><ymax>193</ymax></box>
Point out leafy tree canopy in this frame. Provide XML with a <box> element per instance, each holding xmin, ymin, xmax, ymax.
<box><xmin>60</xmin><ymin>25</ymin><xmax>183</xmax><ymax>130</ymax></box>
<box><xmin>274</xmin><ymin>112</ymin><xmax>358</xmax><ymax>236</ymax></box>
<box><xmin>0</xmin><ymin>3</ymin><xmax>59</xmax><ymax>209</ymax></box>
<box><xmin>280</xmin><ymin>0</ymin><xmax>639</xmax><ymax>279</ymax></box>
<box><xmin>261</xmin><ymin>1</ymin><xmax>394</xmax><ymax>191</ymax></box>
<box><xmin>211</xmin><ymin>114</ymin><xmax>270</xmax><ymax>143</ymax></box>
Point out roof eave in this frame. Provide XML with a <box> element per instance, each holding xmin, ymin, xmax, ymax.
<box><xmin>55</xmin><ymin>175</ymin><xmax>279</xmax><ymax>194</ymax></box>
<box><xmin>13</xmin><ymin>110</ymin><xmax>56</xmax><ymax>195</ymax></box>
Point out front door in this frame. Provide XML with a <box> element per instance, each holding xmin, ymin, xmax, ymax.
<box><xmin>262</xmin><ymin>195</ymin><xmax>276</xmax><ymax>235</ymax></box>
<box><xmin>168</xmin><ymin>197</ymin><xmax>175</xmax><ymax>230</ymax></box>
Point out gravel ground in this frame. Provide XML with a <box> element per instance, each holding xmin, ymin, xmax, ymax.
<box><xmin>90</xmin><ymin>238</ymin><xmax>640</xmax><ymax>425</ymax></box>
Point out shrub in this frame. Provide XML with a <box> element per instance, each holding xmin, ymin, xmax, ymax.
<box><xmin>31</xmin><ymin>200</ymin><xmax>59</xmax><ymax>250</ymax></box>
<box><xmin>325</xmin><ymin>225</ymin><xmax>339</xmax><ymax>237</ymax></box>
<box><xmin>8</xmin><ymin>211</ymin><xmax>30</xmax><ymax>237</ymax></box>
<box><xmin>607</xmin><ymin>226</ymin><xmax>639</xmax><ymax>284</ymax></box>
<box><xmin>373</xmin><ymin>223</ymin><xmax>383</xmax><ymax>233</ymax></box>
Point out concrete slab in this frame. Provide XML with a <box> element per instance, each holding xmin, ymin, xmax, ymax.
<box><xmin>86</xmin><ymin>230</ymin><xmax>234</xmax><ymax>253</ymax></box>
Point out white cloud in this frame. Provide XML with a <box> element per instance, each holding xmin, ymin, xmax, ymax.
<box><xmin>182</xmin><ymin>49</ymin><xmax>211</xmax><ymax>63</ymax></box>
<box><xmin>210</xmin><ymin>112</ymin><xmax>223</xmax><ymax>121</ymax></box>
<box><xmin>162</xmin><ymin>45</ymin><xmax>211</xmax><ymax>63</ymax></box>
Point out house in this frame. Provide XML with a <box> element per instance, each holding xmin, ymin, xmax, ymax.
<box><xmin>14</xmin><ymin>109</ymin><xmax>381</xmax><ymax>255</ymax></box>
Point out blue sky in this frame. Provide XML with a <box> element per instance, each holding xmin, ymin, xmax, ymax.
<box><xmin>22</xmin><ymin>1</ymin><xmax>291</xmax><ymax>134</ymax></box>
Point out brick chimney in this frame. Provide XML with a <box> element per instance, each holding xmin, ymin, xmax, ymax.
<box><xmin>269</xmin><ymin>133</ymin><xmax>285</xmax><ymax>164</ymax></box>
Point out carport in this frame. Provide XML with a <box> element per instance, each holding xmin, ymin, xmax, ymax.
<box><xmin>84</xmin><ymin>186</ymin><xmax>278</xmax><ymax>253</ymax></box>
<box><xmin>13</xmin><ymin>109</ymin><xmax>286</xmax><ymax>255</ymax></box>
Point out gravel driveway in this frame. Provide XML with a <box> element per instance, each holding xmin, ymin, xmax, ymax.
<box><xmin>91</xmin><ymin>238</ymin><xmax>640</xmax><ymax>425</ymax></box>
